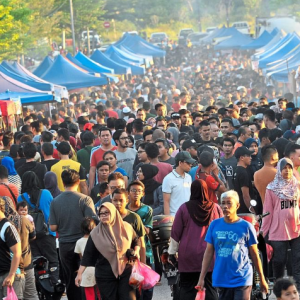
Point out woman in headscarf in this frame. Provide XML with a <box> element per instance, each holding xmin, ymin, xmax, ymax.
<box><xmin>261</xmin><ymin>158</ymin><xmax>300</xmax><ymax>290</ymax></box>
<box><xmin>44</xmin><ymin>171</ymin><xmax>61</xmax><ymax>198</ymax></box>
<box><xmin>1</xmin><ymin>156</ymin><xmax>22</xmax><ymax>193</ymax></box>
<box><xmin>137</xmin><ymin>164</ymin><xmax>163</xmax><ymax>215</ymax></box>
<box><xmin>75</xmin><ymin>202</ymin><xmax>140</xmax><ymax>300</ymax></box>
<box><xmin>166</xmin><ymin>126</ymin><xmax>180</xmax><ymax>148</ymax></box>
<box><xmin>17</xmin><ymin>171</ymin><xmax>59</xmax><ymax>284</ymax></box>
<box><xmin>168</xmin><ymin>179</ymin><xmax>223</xmax><ymax>300</ymax></box>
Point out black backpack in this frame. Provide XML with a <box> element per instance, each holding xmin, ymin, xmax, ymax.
<box><xmin>21</xmin><ymin>190</ymin><xmax>49</xmax><ymax>238</ymax></box>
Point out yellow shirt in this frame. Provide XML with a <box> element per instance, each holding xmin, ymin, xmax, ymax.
<box><xmin>51</xmin><ymin>159</ymin><xmax>85</xmax><ymax>192</ymax></box>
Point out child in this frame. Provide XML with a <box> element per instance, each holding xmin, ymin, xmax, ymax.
<box><xmin>273</xmin><ymin>278</ymin><xmax>299</xmax><ymax>300</ymax></box>
<box><xmin>94</xmin><ymin>182</ymin><xmax>110</xmax><ymax>213</ymax></box>
<box><xmin>16</xmin><ymin>201</ymin><xmax>34</xmax><ymax>225</ymax></box>
<box><xmin>74</xmin><ymin>217</ymin><xmax>100</xmax><ymax>300</ymax></box>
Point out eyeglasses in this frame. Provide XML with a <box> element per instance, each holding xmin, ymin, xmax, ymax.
<box><xmin>137</xmin><ymin>150</ymin><xmax>145</xmax><ymax>154</ymax></box>
<box><xmin>99</xmin><ymin>211</ymin><xmax>110</xmax><ymax>217</ymax></box>
<box><xmin>130</xmin><ymin>189</ymin><xmax>144</xmax><ymax>194</ymax></box>
<box><xmin>119</xmin><ymin>137</ymin><xmax>129</xmax><ymax>140</ymax></box>
<box><xmin>109</xmin><ymin>185</ymin><xmax>123</xmax><ymax>190</ymax></box>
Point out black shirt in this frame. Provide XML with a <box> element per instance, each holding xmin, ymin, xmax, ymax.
<box><xmin>41</xmin><ymin>159</ymin><xmax>59</xmax><ymax>172</ymax></box>
<box><xmin>0</xmin><ymin>219</ymin><xmax>20</xmax><ymax>275</ymax></box>
<box><xmin>233</xmin><ymin>166</ymin><xmax>255</xmax><ymax>214</ymax></box>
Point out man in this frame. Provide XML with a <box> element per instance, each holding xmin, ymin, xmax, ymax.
<box><xmin>263</xmin><ymin>109</ymin><xmax>277</xmax><ymax>129</ymax></box>
<box><xmin>284</xmin><ymin>143</ymin><xmax>300</xmax><ymax>181</ymax></box>
<box><xmin>77</xmin><ymin>131</ymin><xmax>95</xmax><ymax>174</ymax></box>
<box><xmin>192</xmin><ymin>113</ymin><xmax>202</xmax><ymax>132</ymax></box>
<box><xmin>220</xmin><ymin>118</ymin><xmax>234</xmax><ymax>137</ymax></box>
<box><xmin>30</xmin><ymin>121</ymin><xmax>43</xmax><ymax>140</ymax></box>
<box><xmin>105</xmin><ymin>100</ymin><xmax>119</xmax><ymax>118</ymax></box>
<box><xmin>0</xmin><ymin>197</ymin><xmax>22</xmax><ymax>299</ymax></box>
<box><xmin>221</xmin><ymin>138</ymin><xmax>237</xmax><ymax>189</ymax></box>
<box><xmin>143</xmin><ymin>102</ymin><xmax>156</xmax><ymax>119</ymax></box>
<box><xmin>197</xmin><ymin>190</ymin><xmax>268</xmax><ymax>300</ymax></box>
<box><xmin>162</xmin><ymin>151</ymin><xmax>195</xmax><ymax>216</ymax></box>
<box><xmin>156</xmin><ymin>117</ymin><xmax>167</xmax><ymax>131</ymax></box>
<box><xmin>17</xmin><ymin>142</ymin><xmax>47</xmax><ymax>189</ymax></box>
<box><xmin>233</xmin><ymin>146</ymin><xmax>257</xmax><ymax>214</ymax></box>
<box><xmin>210</xmin><ymin>123</ymin><xmax>220</xmax><ymax>140</ymax></box>
<box><xmin>56</xmin><ymin>128</ymin><xmax>77</xmax><ymax>161</ymax></box>
<box><xmin>133</xmin><ymin>142</ymin><xmax>150</xmax><ymax>179</ymax></box>
<box><xmin>0</xmin><ymin>166</ymin><xmax>19</xmax><ymax>205</ymax></box>
<box><xmin>198</xmin><ymin>151</ymin><xmax>227</xmax><ymax>202</ymax></box>
<box><xmin>179</xmin><ymin>109</ymin><xmax>189</xmax><ymax>127</ymax></box>
<box><xmin>254</xmin><ymin>145</ymin><xmax>278</xmax><ymax>203</ymax></box>
<box><xmin>198</xmin><ymin>120</ymin><xmax>214</xmax><ymax>144</ymax></box>
<box><xmin>89</xmin><ymin>127</ymin><xmax>117</xmax><ymax>192</ymax></box>
<box><xmin>155</xmin><ymin>138</ymin><xmax>175</xmax><ymax>165</ymax></box>
<box><xmin>51</xmin><ymin>142</ymin><xmax>88</xmax><ymax>195</ymax></box>
<box><xmin>171</xmin><ymin>112</ymin><xmax>181</xmax><ymax>128</ymax></box>
<box><xmin>179</xmin><ymin>92</ymin><xmax>188</xmax><ymax>109</ymax></box>
<box><xmin>145</xmin><ymin>143</ymin><xmax>172</xmax><ymax>184</ymax></box>
<box><xmin>41</xmin><ymin>143</ymin><xmax>59</xmax><ymax>171</ymax></box>
<box><xmin>143</xmin><ymin>130</ymin><xmax>153</xmax><ymax>143</ymax></box>
<box><xmin>155</xmin><ymin>103</ymin><xmax>166</xmax><ymax>118</ymax></box>
<box><xmin>0</xmin><ymin>131</ymin><xmax>14</xmax><ymax>159</ymax></box>
<box><xmin>49</xmin><ymin>169</ymin><xmax>96</xmax><ymax>300</ymax></box>
<box><xmin>136</xmin><ymin>108</ymin><xmax>146</xmax><ymax>121</ymax></box>
<box><xmin>95</xmin><ymin>161</ymin><xmax>110</xmax><ymax>184</ymax></box>
<box><xmin>113</xmin><ymin>130</ymin><xmax>137</xmax><ymax>182</ymax></box>
<box><xmin>233</xmin><ymin>126</ymin><xmax>252</xmax><ymax>152</ymax></box>
<box><xmin>111</xmin><ymin>188</ymin><xmax>146</xmax><ymax>263</ymax></box>
<box><xmin>181</xmin><ymin>139</ymin><xmax>198</xmax><ymax>160</ymax></box>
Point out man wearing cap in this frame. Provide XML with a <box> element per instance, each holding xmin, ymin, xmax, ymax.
<box><xmin>171</xmin><ymin>112</ymin><xmax>181</xmax><ymax>128</ymax></box>
<box><xmin>162</xmin><ymin>151</ymin><xmax>194</xmax><ymax>216</ymax></box>
<box><xmin>51</xmin><ymin>142</ymin><xmax>88</xmax><ymax>195</ymax></box>
<box><xmin>233</xmin><ymin>146</ymin><xmax>256</xmax><ymax>214</ymax></box>
<box><xmin>122</xmin><ymin>107</ymin><xmax>131</xmax><ymax>122</ymax></box>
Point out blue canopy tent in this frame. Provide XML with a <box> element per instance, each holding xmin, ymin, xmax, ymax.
<box><xmin>41</xmin><ymin>55</ymin><xmax>108</xmax><ymax>90</ymax></box>
<box><xmin>270</xmin><ymin>28</ymin><xmax>279</xmax><ymax>36</ymax></box>
<box><xmin>240</xmin><ymin>31</ymin><xmax>273</xmax><ymax>50</ymax></box>
<box><xmin>104</xmin><ymin>51</ymin><xmax>145</xmax><ymax>75</ymax></box>
<box><xmin>90</xmin><ymin>50</ymin><xmax>130</xmax><ymax>75</ymax></box>
<box><xmin>258</xmin><ymin>33</ymin><xmax>300</xmax><ymax>68</ymax></box>
<box><xmin>33</xmin><ymin>56</ymin><xmax>53</xmax><ymax>77</ymax></box>
<box><xmin>214</xmin><ymin>26</ymin><xmax>240</xmax><ymax>39</ymax></box>
<box><xmin>75</xmin><ymin>52</ymin><xmax>114</xmax><ymax>74</ymax></box>
<box><xmin>214</xmin><ymin>31</ymin><xmax>252</xmax><ymax>50</ymax></box>
<box><xmin>201</xmin><ymin>26</ymin><xmax>226</xmax><ymax>44</ymax></box>
<box><xmin>0</xmin><ymin>91</ymin><xmax>57</xmax><ymax>104</ymax></box>
<box><xmin>105</xmin><ymin>46</ymin><xmax>144</xmax><ymax>65</ymax></box>
<box><xmin>115</xmin><ymin>33</ymin><xmax>166</xmax><ymax>57</ymax></box>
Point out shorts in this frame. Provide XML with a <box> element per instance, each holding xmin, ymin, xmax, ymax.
<box><xmin>0</xmin><ymin>273</ymin><xmax>25</xmax><ymax>299</ymax></box>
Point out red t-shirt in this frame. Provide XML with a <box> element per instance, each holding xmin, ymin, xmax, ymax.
<box><xmin>0</xmin><ymin>183</ymin><xmax>19</xmax><ymax>207</ymax></box>
<box><xmin>172</xmin><ymin>103</ymin><xmax>181</xmax><ymax>112</ymax></box>
<box><xmin>105</xmin><ymin>109</ymin><xmax>119</xmax><ymax>119</ymax></box>
<box><xmin>151</xmin><ymin>162</ymin><xmax>173</xmax><ymax>184</ymax></box>
<box><xmin>91</xmin><ymin>146</ymin><xmax>117</xmax><ymax>167</ymax></box>
<box><xmin>196</xmin><ymin>169</ymin><xmax>220</xmax><ymax>204</ymax></box>
<box><xmin>52</xmin><ymin>148</ymin><xmax>60</xmax><ymax>160</ymax></box>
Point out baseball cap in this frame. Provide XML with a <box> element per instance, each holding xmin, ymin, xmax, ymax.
<box><xmin>182</xmin><ymin>139</ymin><xmax>199</xmax><ymax>151</ymax></box>
<box><xmin>83</xmin><ymin>123</ymin><xmax>94</xmax><ymax>131</ymax></box>
<box><xmin>283</xmin><ymin>130</ymin><xmax>300</xmax><ymax>141</ymax></box>
<box><xmin>171</xmin><ymin>112</ymin><xmax>180</xmax><ymax>119</ymax></box>
<box><xmin>56</xmin><ymin>141</ymin><xmax>71</xmax><ymax>155</ymax></box>
<box><xmin>197</xmin><ymin>145</ymin><xmax>214</xmax><ymax>158</ymax></box>
<box><xmin>234</xmin><ymin>146</ymin><xmax>254</xmax><ymax>159</ymax></box>
<box><xmin>123</xmin><ymin>107</ymin><xmax>131</xmax><ymax>114</ymax></box>
<box><xmin>175</xmin><ymin>151</ymin><xmax>196</xmax><ymax>165</ymax></box>
<box><xmin>254</xmin><ymin>113</ymin><xmax>263</xmax><ymax>120</ymax></box>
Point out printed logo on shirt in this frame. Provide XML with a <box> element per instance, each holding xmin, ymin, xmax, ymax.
<box><xmin>225</xmin><ymin>166</ymin><xmax>233</xmax><ymax>177</ymax></box>
<box><xmin>281</xmin><ymin>200</ymin><xmax>297</xmax><ymax>209</ymax></box>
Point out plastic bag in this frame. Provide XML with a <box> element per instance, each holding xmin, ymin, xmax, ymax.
<box><xmin>136</xmin><ymin>260</ymin><xmax>160</xmax><ymax>290</ymax></box>
<box><xmin>129</xmin><ymin>263</ymin><xmax>144</xmax><ymax>289</ymax></box>
<box><xmin>195</xmin><ymin>287</ymin><xmax>205</xmax><ymax>300</ymax></box>
<box><xmin>4</xmin><ymin>286</ymin><xmax>18</xmax><ymax>300</ymax></box>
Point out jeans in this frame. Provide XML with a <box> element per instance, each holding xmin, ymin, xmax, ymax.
<box><xmin>270</xmin><ymin>235</ymin><xmax>300</xmax><ymax>290</ymax></box>
<box><xmin>30</xmin><ymin>235</ymin><xmax>59</xmax><ymax>284</ymax></box>
<box><xmin>23</xmin><ymin>268</ymin><xmax>39</xmax><ymax>300</ymax></box>
<box><xmin>179</xmin><ymin>272</ymin><xmax>218</xmax><ymax>300</ymax></box>
<box><xmin>218</xmin><ymin>286</ymin><xmax>252</xmax><ymax>300</ymax></box>
<box><xmin>59</xmin><ymin>242</ymin><xmax>82</xmax><ymax>300</ymax></box>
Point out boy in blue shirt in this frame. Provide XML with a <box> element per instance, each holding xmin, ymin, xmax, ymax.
<box><xmin>197</xmin><ymin>190</ymin><xmax>268</xmax><ymax>300</ymax></box>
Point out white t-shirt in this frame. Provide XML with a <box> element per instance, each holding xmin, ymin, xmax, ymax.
<box><xmin>74</xmin><ymin>237</ymin><xmax>96</xmax><ymax>287</ymax></box>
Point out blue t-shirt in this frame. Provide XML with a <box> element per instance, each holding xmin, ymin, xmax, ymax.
<box><xmin>188</xmin><ymin>166</ymin><xmax>197</xmax><ymax>181</ymax></box>
<box><xmin>17</xmin><ymin>190</ymin><xmax>56</xmax><ymax>237</ymax></box>
<box><xmin>205</xmin><ymin>218</ymin><xmax>257</xmax><ymax>288</ymax></box>
<box><xmin>114</xmin><ymin>167</ymin><xmax>128</xmax><ymax>177</ymax></box>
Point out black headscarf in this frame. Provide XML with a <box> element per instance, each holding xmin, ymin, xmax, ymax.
<box><xmin>21</xmin><ymin>171</ymin><xmax>41</xmax><ymax>205</ymax></box>
<box><xmin>140</xmin><ymin>164</ymin><xmax>161</xmax><ymax>206</ymax></box>
<box><xmin>185</xmin><ymin>179</ymin><xmax>215</xmax><ymax>227</ymax></box>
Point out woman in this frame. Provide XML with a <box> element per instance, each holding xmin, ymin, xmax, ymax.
<box><xmin>137</xmin><ymin>164</ymin><xmax>163</xmax><ymax>215</ymax></box>
<box><xmin>44</xmin><ymin>171</ymin><xmax>61</xmax><ymax>198</ymax></box>
<box><xmin>166</xmin><ymin>127</ymin><xmax>180</xmax><ymax>148</ymax></box>
<box><xmin>1</xmin><ymin>156</ymin><xmax>22</xmax><ymax>193</ymax></box>
<box><xmin>168</xmin><ymin>179</ymin><xmax>223</xmax><ymax>300</ymax></box>
<box><xmin>103</xmin><ymin>151</ymin><xmax>128</xmax><ymax>187</ymax></box>
<box><xmin>75</xmin><ymin>202</ymin><xmax>140</xmax><ymax>300</ymax></box>
<box><xmin>261</xmin><ymin>158</ymin><xmax>300</xmax><ymax>290</ymax></box>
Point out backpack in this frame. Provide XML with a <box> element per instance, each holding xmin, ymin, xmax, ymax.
<box><xmin>21</xmin><ymin>190</ymin><xmax>49</xmax><ymax>239</ymax></box>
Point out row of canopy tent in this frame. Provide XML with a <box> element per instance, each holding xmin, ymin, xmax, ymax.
<box><xmin>0</xmin><ymin>33</ymin><xmax>166</xmax><ymax>105</ymax></box>
<box><xmin>251</xmin><ymin>31</ymin><xmax>300</xmax><ymax>82</ymax></box>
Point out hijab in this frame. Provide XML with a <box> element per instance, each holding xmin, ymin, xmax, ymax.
<box><xmin>1</xmin><ymin>156</ymin><xmax>17</xmax><ymax>175</ymax></box>
<box><xmin>185</xmin><ymin>179</ymin><xmax>215</xmax><ymax>227</ymax></box>
<box><xmin>0</xmin><ymin>196</ymin><xmax>21</xmax><ymax>231</ymax></box>
<box><xmin>140</xmin><ymin>164</ymin><xmax>161</xmax><ymax>206</ymax></box>
<box><xmin>267</xmin><ymin>158</ymin><xmax>298</xmax><ymax>201</ymax></box>
<box><xmin>21</xmin><ymin>171</ymin><xmax>41</xmax><ymax>204</ymax></box>
<box><xmin>90</xmin><ymin>202</ymin><xmax>135</xmax><ymax>278</ymax></box>
<box><xmin>44</xmin><ymin>172</ymin><xmax>61</xmax><ymax>198</ymax></box>
<box><xmin>167</xmin><ymin>127</ymin><xmax>180</xmax><ymax>148</ymax></box>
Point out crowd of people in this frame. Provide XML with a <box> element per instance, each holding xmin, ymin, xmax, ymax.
<box><xmin>0</xmin><ymin>46</ymin><xmax>300</xmax><ymax>300</ymax></box>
